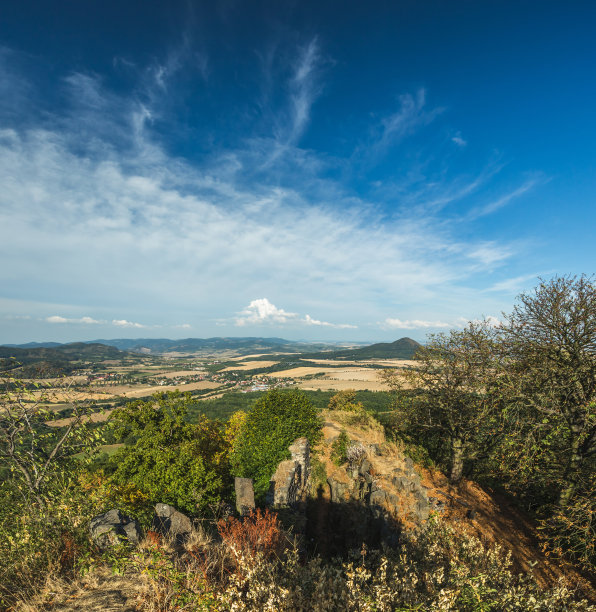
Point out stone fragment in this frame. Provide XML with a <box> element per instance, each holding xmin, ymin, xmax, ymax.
<box><xmin>369</xmin><ymin>489</ymin><xmax>387</xmax><ymax>505</ymax></box>
<box><xmin>152</xmin><ymin>503</ymin><xmax>193</xmax><ymax>541</ymax></box>
<box><xmin>235</xmin><ymin>477</ymin><xmax>255</xmax><ymax>516</ymax></box>
<box><xmin>327</xmin><ymin>476</ymin><xmax>349</xmax><ymax>502</ymax></box>
<box><xmin>90</xmin><ymin>509</ymin><xmax>142</xmax><ymax>550</ymax></box>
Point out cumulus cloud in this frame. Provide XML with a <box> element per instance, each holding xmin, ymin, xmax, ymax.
<box><xmin>234</xmin><ymin>299</ymin><xmax>357</xmax><ymax>329</ymax></box>
<box><xmin>46</xmin><ymin>315</ymin><xmax>101</xmax><ymax>324</ymax></box>
<box><xmin>235</xmin><ymin>298</ymin><xmax>297</xmax><ymax>326</ymax></box>
<box><xmin>112</xmin><ymin>319</ymin><xmax>146</xmax><ymax>328</ymax></box>
<box><xmin>383</xmin><ymin>318</ymin><xmax>451</xmax><ymax>330</ymax></box>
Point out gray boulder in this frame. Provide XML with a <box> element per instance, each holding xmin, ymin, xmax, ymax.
<box><xmin>90</xmin><ymin>509</ymin><xmax>142</xmax><ymax>550</ymax></box>
<box><xmin>152</xmin><ymin>503</ymin><xmax>193</xmax><ymax>542</ymax></box>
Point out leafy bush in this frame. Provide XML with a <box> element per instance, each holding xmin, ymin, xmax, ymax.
<box><xmin>331</xmin><ymin>430</ymin><xmax>350</xmax><ymax>465</ymax></box>
<box><xmin>328</xmin><ymin>389</ymin><xmax>364</xmax><ymax>412</ymax></box>
<box><xmin>231</xmin><ymin>389</ymin><xmax>322</xmax><ymax>499</ymax></box>
<box><xmin>108</xmin><ymin>391</ymin><xmax>232</xmax><ymax>515</ymax></box>
<box><xmin>309</xmin><ymin>455</ymin><xmax>328</xmax><ymax>494</ymax></box>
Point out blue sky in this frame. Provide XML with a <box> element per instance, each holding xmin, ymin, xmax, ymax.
<box><xmin>1</xmin><ymin>0</ymin><xmax>595</xmax><ymax>344</ymax></box>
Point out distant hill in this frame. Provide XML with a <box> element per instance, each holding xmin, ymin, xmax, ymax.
<box><xmin>298</xmin><ymin>337</ymin><xmax>422</xmax><ymax>361</ymax></box>
<box><xmin>84</xmin><ymin>337</ymin><xmax>336</xmax><ymax>355</ymax></box>
<box><xmin>0</xmin><ymin>342</ymin><xmax>131</xmax><ymax>375</ymax></box>
<box><xmin>2</xmin><ymin>337</ymin><xmax>420</xmax><ymax>363</ymax></box>
<box><xmin>3</xmin><ymin>341</ymin><xmax>63</xmax><ymax>349</ymax></box>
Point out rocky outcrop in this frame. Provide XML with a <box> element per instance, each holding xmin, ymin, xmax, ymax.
<box><xmin>267</xmin><ymin>437</ymin><xmax>310</xmax><ymax>508</ymax></box>
<box><xmin>326</xmin><ymin>446</ymin><xmax>432</xmax><ymax>524</ymax></box>
<box><xmin>90</xmin><ymin>509</ymin><xmax>142</xmax><ymax>550</ymax></box>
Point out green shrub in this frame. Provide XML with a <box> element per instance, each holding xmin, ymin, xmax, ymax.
<box><xmin>231</xmin><ymin>389</ymin><xmax>322</xmax><ymax>500</ymax></box>
<box><xmin>108</xmin><ymin>391</ymin><xmax>232</xmax><ymax>515</ymax></box>
<box><xmin>331</xmin><ymin>430</ymin><xmax>350</xmax><ymax>466</ymax></box>
<box><xmin>310</xmin><ymin>455</ymin><xmax>328</xmax><ymax>494</ymax></box>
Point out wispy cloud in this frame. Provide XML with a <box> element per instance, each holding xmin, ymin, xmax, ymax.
<box><xmin>303</xmin><ymin>314</ymin><xmax>357</xmax><ymax>329</ymax></box>
<box><xmin>383</xmin><ymin>318</ymin><xmax>451</xmax><ymax>330</ymax></box>
<box><xmin>467</xmin><ymin>177</ymin><xmax>542</xmax><ymax>220</ymax></box>
<box><xmin>0</xmin><ymin>45</ymin><xmax>530</xmax><ymax>342</ymax></box>
<box><xmin>452</xmin><ymin>132</ymin><xmax>467</xmax><ymax>147</ymax></box>
<box><xmin>46</xmin><ymin>315</ymin><xmax>147</xmax><ymax>328</ymax></box>
<box><xmin>288</xmin><ymin>38</ymin><xmax>321</xmax><ymax>143</ymax></box>
<box><xmin>374</xmin><ymin>89</ymin><xmax>444</xmax><ymax>155</ymax></box>
<box><xmin>484</xmin><ymin>273</ymin><xmax>542</xmax><ymax>293</ymax></box>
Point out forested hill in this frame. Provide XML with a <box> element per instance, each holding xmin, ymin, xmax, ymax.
<box><xmin>0</xmin><ymin>342</ymin><xmax>130</xmax><ymax>374</ymax></box>
<box><xmin>82</xmin><ymin>337</ymin><xmax>338</xmax><ymax>355</ymax></box>
<box><xmin>297</xmin><ymin>337</ymin><xmax>421</xmax><ymax>360</ymax></box>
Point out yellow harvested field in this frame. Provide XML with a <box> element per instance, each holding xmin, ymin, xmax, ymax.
<box><xmin>29</xmin><ymin>389</ymin><xmax>112</xmax><ymax>402</ymax></box>
<box><xmin>363</xmin><ymin>359</ymin><xmax>417</xmax><ymax>368</ymax></box>
<box><xmin>222</xmin><ymin>361</ymin><xmax>278</xmax><ymax>371</ymax></box>
<box><xmin>270</xmin><ymin>366</ymin><xmax>336</xmax><ymax>378</ymax></box>
<box><xmin>298</xmin><ymin>379</ymin><xmax>390</xmax><ymax>391</ymax></box>
<box><xmin>108</xmin><ymin>381</ymin><xmax>221</xmax><ymax>397</ymax></box>
<box><xmin>47</xmin><ymin>409</ymin><xmax>114</xmax><ymax>427</ymax></box>
<box><xmin>155</xmin><ymin>370</ymin><xmax>206</xmax><ymax>378</ymax></box>
<box><xmin>229</xmin><ymin>353</ymin><xmax>271</xmax><ymax>361</ymax></box>
<box><xmin>272</xmin><ymin>365</ymin><xmax>393</xmax><ymax>391</ymax></box>
<box><xmin>326</xmin><ymin>368</ymin><xmax>382</xmax><ymax>382</ymax></box>
<box><xmin>19</xmin><ymin>375</ymin><xmax>89</xmax><ymax>385</ymax></box>
<box><xmin>303</xmin><ymin>359</ymin><xmax>365</xmax><ymax>366</ymax></box>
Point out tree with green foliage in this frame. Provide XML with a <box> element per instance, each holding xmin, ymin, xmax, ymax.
<box><xmin>328</xmin><ymin>389</ymin><xmax>364</xmax><ymax>412</ymax></box>
<box><xmin>383</xmin><ymin>321</ymin><xmax>500</xmax><ymax>483</ymax></box>
<box><xmin>109</xmin><ymin>391</ymin><xmax>231</xmax><ymax>515</ymax></box>
<box><xmin>231</xmin><ymin>389</ymin><xmax>322</xmax><ymax>499</ymax></box>
<box><xmin>501</xmin><ymin>275</ymin><xmax>596</xmax><ymax>509</ymax></box>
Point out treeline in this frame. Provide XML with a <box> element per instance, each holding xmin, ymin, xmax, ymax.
<box><xmin>381</xmin><ymin>275</ymin><xmax>595</xmax><ymax>569</ymax></box>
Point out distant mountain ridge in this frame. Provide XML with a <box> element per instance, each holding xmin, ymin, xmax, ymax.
<box><xmin>1</xmin><ymin>337</ymin><xmax>421</xmax><ymax>363</ymax></box>
<box><xmin>299</xmin><ymin>337</ymin><xmax>421</xmax><ymax>360</ymax></box>
<box><xmin>87</xmin><ymin>337</ymin><xmax>305</xmax><ymax>354</ymax></box>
